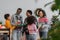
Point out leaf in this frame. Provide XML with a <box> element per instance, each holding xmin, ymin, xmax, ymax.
<box><xmin>55</xmin><ymin>0</ymin><xmax>60</xmax><ymax>10</ymax></box>
<box><xmin>51</xmin><ymin>4</ymin><xmax>58</xmax><ymax>11</ymax></box>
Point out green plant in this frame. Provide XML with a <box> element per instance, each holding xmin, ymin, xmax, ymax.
<box><xmin>48</xmin><ymin>21</ymin><xmax>60</xmax><ymax>40</ymax></box>
<box><xmin>44</xmin><ymin>0</ymin><xmax>60</xmax><ymax>11</ymax></box>
<box><xmin>51</xmin><ymin>4</ymin><xmax>58</xmax><ymax>11</ymax></box>
<box><xmin>55</xmin><ymin>0</ymin><xmax>60</xmax><ymax>10</ymax></box>
<box><xmin>48</xmin><ymin>16</ymin><xmax>60</xmax><ymax>40</ymax></box>
<box><xmin>44</xmin><ymin>0</ymin><xmax>60</xmax><ymax>40</ymax></box>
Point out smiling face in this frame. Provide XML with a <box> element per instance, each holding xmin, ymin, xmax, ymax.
<box><xmin>39</xmin><ymin>11</ymin><xmax>44</xmax><ymax>17</ymax></box>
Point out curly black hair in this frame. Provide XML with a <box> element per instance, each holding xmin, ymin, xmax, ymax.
<box><xmin>27</xmin><ymin>16</ymin><xmax>36</xmax><ymax>25</ymax></box>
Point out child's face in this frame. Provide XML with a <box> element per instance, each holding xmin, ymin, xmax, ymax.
<box><xmin>39</xmin><ymin>11</ymin><xmax>43</xmax><ymax>17</ymax></box>
<box><xmin>8</xmin><ymin>16</ymin><xmax>11</xmax><ymax>20</ymax></box>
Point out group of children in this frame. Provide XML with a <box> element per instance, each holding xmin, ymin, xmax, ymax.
<box><xmin>4</xmin><ymin>8</ymin><xmax>49</xmax><ymax>40</ymax></box>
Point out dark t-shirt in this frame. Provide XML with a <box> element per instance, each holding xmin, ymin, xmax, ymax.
<box><xmin>23</xmin><ymin>17</ymin><xmax>29</xmax><ymax>35</ymax></box>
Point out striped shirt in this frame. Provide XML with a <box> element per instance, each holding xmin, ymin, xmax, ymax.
<box><xmin>38</xmin><ymin>17</ymin><xmax>49</xmax><ymax>32</ymax></box>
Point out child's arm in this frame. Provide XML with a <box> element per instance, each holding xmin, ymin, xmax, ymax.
<box><xmin>34</xmin><ymin>25</ymin><xmax>38</xmax><ymax>32</ymax></box>
<box><xmin>6</xmin><ymin>21</ymin><xmax>15</xmax><ymax>30</ymax></box>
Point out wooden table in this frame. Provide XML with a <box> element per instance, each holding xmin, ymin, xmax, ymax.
<box><xmin>0</xmin><ymin>29</ymin><xmax>10</xmax><ymax>40</ymax></box>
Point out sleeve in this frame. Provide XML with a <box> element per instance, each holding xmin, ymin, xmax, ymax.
<box><xmin>34</xmin><ymin>25</ymin><xmax>38</xmax><ymax>32</ymax></box>
<box><xmin>11</xmin><ymin>15</ymin><xmax>16</xmax><ymax>26</ymax></box>
<box><xmin>20</xmin><ymin>16</ymin><xmax>23</xmax><ymax>24</ymax></box>
<box><xmin>24</xmin><ymin>18</ymin><xmax>27</xmax><ymax>24</ymax></box>
<box><xmin>45</xmin><ymin>18</ymin><xmax>48</xmax><ymax>23</ymax></box>
<box><xmin>32</xmin><ymin>16</ymin><xmax>38</xmax><ymax>29</ymax></box>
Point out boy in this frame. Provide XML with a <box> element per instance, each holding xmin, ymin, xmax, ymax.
<box><xmin>4</xmin><ymin>14</ymin><xmax>15</xmax><ymax>40</ymax></box>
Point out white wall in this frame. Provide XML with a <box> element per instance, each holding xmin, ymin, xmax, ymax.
<box><xmin>0</xmin><ymin>0</ymin><xmax>59</xmax><ymax>24</ymax></box>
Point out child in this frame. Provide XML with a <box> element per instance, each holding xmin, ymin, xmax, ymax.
<box><xmin>4</xmin><ymin>14</ymin><xmax>15</xmax><ymax>40</ymax></box>
<box><xmin>4</xmin><ymin>14</ymin><xmax>15</xmax><ymax>31</ymax></box>
<box><xmin>26</xmin><ymin>16</ymin><xmax>37</xmax><ymax>40</ymax></box>
<box><xmin>38</xmin><ymin>9</ymin><xmax>49</xmax><ymax>40</ymax></box>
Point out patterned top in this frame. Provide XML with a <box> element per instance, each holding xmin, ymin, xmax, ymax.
<box><xmin>38</xmin><ymin>17</ymin><xmax>48</xmax><ymax>23</ymax></box>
